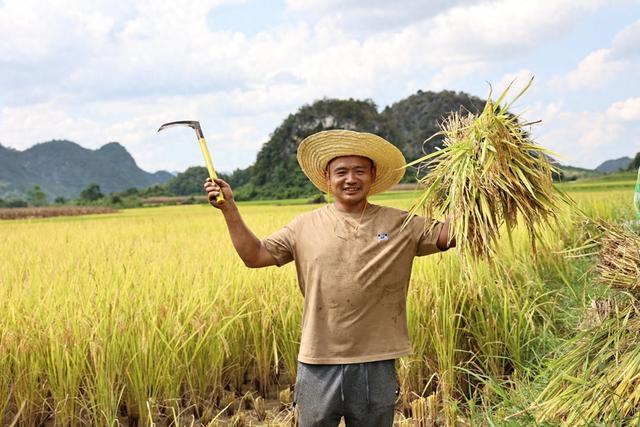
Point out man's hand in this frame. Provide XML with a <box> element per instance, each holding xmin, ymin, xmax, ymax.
<box><xmin>437</xmin><ymin>216</ymin><xmax>456</xmax><ymax>251</ymax></box>
<box><xmin>204</xmin><ymin>177</ymin><xmax>234</xmax><ymax>210</ymax></box>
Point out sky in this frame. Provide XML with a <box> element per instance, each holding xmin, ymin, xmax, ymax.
<box><xmin>0</xmin><ymin>0</ymin><xmax>639</xmax><ymax>174</ymax></box>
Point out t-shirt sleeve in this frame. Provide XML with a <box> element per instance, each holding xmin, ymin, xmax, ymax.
<box><xmin>414</xmin><ymin>216</ymin><xmax>444</xmax><ymax>257</ymax></box>
<box><xmin>262</xmin><ymin>219</ymin><xmax>297</xmax><ymax>267</ymax></box>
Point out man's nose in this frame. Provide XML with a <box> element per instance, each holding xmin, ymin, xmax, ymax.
<box><xmin>346</xmin><ymin>171</ymin><xmax>358</xmax><ymax>183</ymax></box>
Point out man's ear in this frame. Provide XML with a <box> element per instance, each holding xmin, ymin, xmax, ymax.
<box><xmin>324</xmin><ymin>170</ymin><xmax>332</xmax><ymax>193</ymax></box>
<box><xmin>371</xmin><ymin>166</ymin><xmax>377</xmax><ymax>182</ymax></box>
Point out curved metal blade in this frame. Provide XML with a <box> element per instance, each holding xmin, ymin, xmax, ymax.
<box><xmin>157</xmin><ymin>120</ymin><xmax>200</xmax><ymax>132</ymax></box>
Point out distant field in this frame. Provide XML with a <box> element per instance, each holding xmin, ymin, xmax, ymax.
<box><xmin>557</xmin><ymin>170</ymin><xmax>636</xmax><ymax>192</ymax></box>
<box><xmin>238</xmin><ymin>172</ymin><xmax>637</xmax><ymax>208</ymax></box>
<box><xmin>0</xmin><ymin>171</ymin><xmax>635</xmax><ymax>220</ymax></box>
<box><xmin>0</xmin><ymin>205</ymin><xmax>117</xmax><ymax>220</ymax></box>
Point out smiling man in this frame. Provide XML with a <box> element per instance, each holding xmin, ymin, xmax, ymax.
<box><xmin>204</xmin><ymin>129</ymin><xmax>454</xmax><ymax>427</ymax></box>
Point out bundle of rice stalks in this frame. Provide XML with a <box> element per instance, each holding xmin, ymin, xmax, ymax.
<box><xmin>534</xmin><ymin>304</ymin><xmax>640</xmax><ymax>425</ymax></box>
<box><xmin>597</xmin><ymin>221</ymin><xmax>640</xmax><ymax>298</ymax></box>
<box><xmin>405</xmin><ymin>78</ymin><xmax>569</xmax><ymax>259</ymax></box>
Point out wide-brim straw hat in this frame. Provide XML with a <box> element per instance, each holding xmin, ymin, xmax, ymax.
<box><xmin>297</xmin><ymin>129</ymin><xmax>406</xmax><ymax>195</ymax></box>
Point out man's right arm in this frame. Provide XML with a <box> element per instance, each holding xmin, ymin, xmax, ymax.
<box><xmin>204</xmin><ymin>178</ymin><xmax>278</xmax><ymax>268</ymax></box>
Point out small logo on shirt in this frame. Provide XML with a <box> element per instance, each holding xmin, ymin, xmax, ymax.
<box><xmin>377</xmin><ymin>232</ymin><xmax>389</xmax><ymax>241</ymax></box>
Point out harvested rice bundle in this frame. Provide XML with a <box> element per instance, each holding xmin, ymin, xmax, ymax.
<box><xmin>406</xmin><ymin>78</ymin><xmax>568</xmax><ymax>259</ymax></box>
<box><xmin>597</xmin><ymin>221</ymin><xmax>640</xmax><ymax>298</ymax></box>
<box><xmin>534</xmin><ymin>304</ymin><xmax>640</xmax><ymax>425</ymax></box>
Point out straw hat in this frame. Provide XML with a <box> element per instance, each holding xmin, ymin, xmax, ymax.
<box><xmin>297</xmin><ymin>129</ymin><xmax>406</xmax><ymax>195</ymax></box>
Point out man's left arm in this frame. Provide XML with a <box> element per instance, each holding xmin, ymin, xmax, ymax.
<box><xmin>436</xmin><ymin>216</ymin><xmax>456</xmax><ymax>251</ymax></box>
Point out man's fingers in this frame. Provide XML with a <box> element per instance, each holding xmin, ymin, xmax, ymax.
<box><xmin>213</xmin><ymin>178</ymin><xmax>228</xmax><ymax>187</ymax></box>
<box><xmin>204</xmin><ymin>177</ymin><xmax>232</xmax><ymax>208</ymax></box>
<box><xmin>204</xmin><ymin>180</ymin><xmax>220</xmax><ymax>190</ymax></box>
<box><xmin>205</xmin><ymin>183</ymin><xmax>222</xmax><ymax>205</ymax></box>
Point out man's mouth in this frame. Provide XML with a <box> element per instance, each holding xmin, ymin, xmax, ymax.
<box><xmin>343</xmin><ymin>187</ymin><xmax>360</xmax><ymax>194</ymax></box>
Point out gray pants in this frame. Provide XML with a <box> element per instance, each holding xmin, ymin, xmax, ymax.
<box><xmin>294</xmin><ymin>360</ymin><xmax>397</xmax><ymax>427</ymax></box>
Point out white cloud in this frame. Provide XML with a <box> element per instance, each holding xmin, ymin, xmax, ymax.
<box><xmin>0</xmin><ymin>1</ymin><xmax>143</xmax><ymax>60</ymax></box>
<box><xmin>425</xmin><ymin>0</ymin><xmax>603</xmax><ymax>63</ymax></box>
<box><xmin>285</xmin><ymin>0</ymin><xmax>483</xmax><ymax>32</ymax></box>
<box><xmin>574</xmin><ymin>114</ymin><xmax>622</xmax><ymax>149</ymax></box>
<box><xmin>0</xmin><ymin>0</ymin><xmax>635</xmax><ymax>173</ymax></box>
<box><xmin>428</xmin><ymin>62</ymin><xmax>490</xmax><ymax>91</ymax></box>
<box><xmin>0</xmin><ymin>102</ymin><xmax>102</xmax><ymax>146</ymax></box>
<box><xmin>0</xmin><ymin>0</ymin><xmax>608</xmax><ymax>107</ymax></box>
<box><xmin>609</xmin><ymin>19</ymin><xmax>640</xmax><ymax>59</ymax></box>
<box><xmin>550</xmin><ymin>19</ymin><xmax>640</xmax><ymax>90</ymax></box>
<box><xmin>530</xmin><ymin>96</ymin><xmax>640</xmax><ymax>168</ymax></box>
<box><xmin>552</xmin><ymin>49</ymin><xmax>626</xmax><ymax>89</ymax></box>
<box><xmin>607</xmin><ymin>97</ymin><xmax>640</xmax><ymax>121</ymax></box>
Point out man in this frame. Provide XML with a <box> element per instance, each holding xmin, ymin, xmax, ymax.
<box><xmin>204</xmin><ymin>129</ymin><xmax>454</xmax><ymax>426</ymax></box>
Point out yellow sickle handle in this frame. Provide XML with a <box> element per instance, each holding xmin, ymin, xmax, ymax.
<box><xmin>198</xmin><ymin>137</ymin><xmax>225</xmax><ymax>204</ymax></box>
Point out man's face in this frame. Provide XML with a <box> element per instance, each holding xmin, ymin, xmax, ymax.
<box><xmin>324</xmin><ymin>156</ymin><xmax>376</xmax><ymax>205</ymax></box>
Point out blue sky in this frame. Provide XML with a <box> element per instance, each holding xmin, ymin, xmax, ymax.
<box><xmin>0</xmin><ymin>0</ymin><xmax>638</xmax><ymax>173</ymax></box>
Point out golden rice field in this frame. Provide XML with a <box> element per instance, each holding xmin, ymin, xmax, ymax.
<box><xmin>0</xmin><ymin>185</ymin><xmax>637</xmax><ymax>426</ymax></box>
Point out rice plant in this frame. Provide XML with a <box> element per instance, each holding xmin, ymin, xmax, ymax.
<box><xmin>597</xmin><ymin>221</ymin><xmax>640</xmax><ymax>298</ymax></box>
<box><xmin>406</xmin><ymin>78</ymin><xmax>571</xmax><ymax>261</ymax></box>
<box><xmin>534</xmin><ymin>303</ymin><xmax>640</xmax><ymax>425</ymax></box>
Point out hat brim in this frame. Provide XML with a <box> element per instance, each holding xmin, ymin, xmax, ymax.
<box><xmin>297</xmin><ymin>130</ymin><xmax>406</xmax><ymax>195</ymax></box>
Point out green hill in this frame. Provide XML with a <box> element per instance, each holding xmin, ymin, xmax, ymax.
<box><xmin>595</xmin><ymin>156</ymin><xmax>632</xmax><ymax>173</ymax></box>
<box><xmin>0</xmin><ymin>140</ymin><xmax>172</xmax><ymax>200</ymax></box>
<box><xmin>381</xmin><ymin>89</ymin><xmax>486</xmax><ymax>163</ymax></box>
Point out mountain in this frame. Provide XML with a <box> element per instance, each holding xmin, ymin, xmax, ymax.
<box><xmin>381</xmin><ymin>89</ymin><xmax>486</xmax><ymax>162</ymax></box>
<box><xmin>231</xmin><ymin>92</ymin><xmax>486</xmax><ymax>200</ymax></box>
<box><xmin>0</xmin><ymin>140</ymin><xmax>172</xmax><ymax>199</ymax></box>
<box><xmin>595</xmin><ymin>156</ymin><xmax>632</xmax><ymax>173</ymax></box>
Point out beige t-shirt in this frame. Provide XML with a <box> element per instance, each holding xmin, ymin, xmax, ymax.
<box><xmin>263</xmin><ymin>203</ymin><xmax>443</xmax><ymax>364</ymax></box>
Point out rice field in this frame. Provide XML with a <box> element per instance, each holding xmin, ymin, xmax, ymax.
<box><xmin>0</xmin><ymin>181</ymin><xmax>637</xmax><ymax>426</ymax></box>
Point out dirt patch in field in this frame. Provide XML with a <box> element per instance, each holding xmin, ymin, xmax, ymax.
<box><xmin>0</xmin><ymin>206</ymin><xmax>117</xmax><ymax>220</ymax></box>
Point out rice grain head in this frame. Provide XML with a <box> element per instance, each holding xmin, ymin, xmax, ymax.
<box><xmin>405</xmin><ymin>78</ymin><xmax>571</xmax><ymax>261</ymax></box>
<box><xmin>596</xmin><ymin>221</ymin><xmax>640</xmax><ymax>298</ymax></box>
